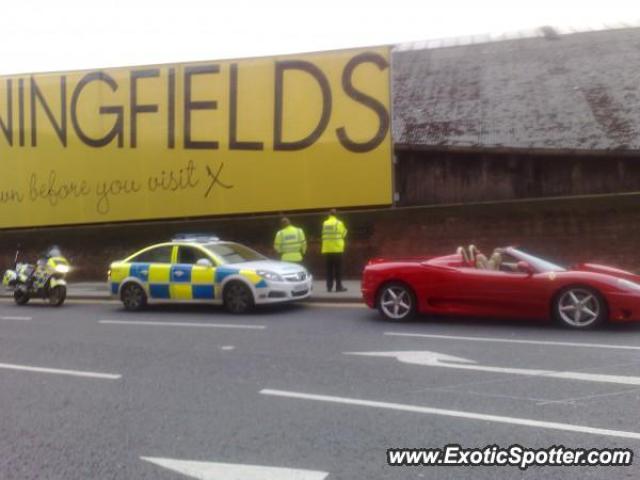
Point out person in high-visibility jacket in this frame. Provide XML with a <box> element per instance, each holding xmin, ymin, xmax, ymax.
<box><xmin>274</xmin><ymin>217</ymin><xmax>307</xmax><ymax>262</ymax></box>
<box><xmin>321</xmin><ymin>208</ymin><xmax>348</xmax><ymax>292</ymax></box>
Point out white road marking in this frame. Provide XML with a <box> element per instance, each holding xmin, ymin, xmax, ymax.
<box><xmin>99</xmin><ymin>320</ymin><xmax>265</xmax><ymax>330</ymax></box>
<box><xmin>70</xmin><ymin>299</ymin><xmax>119</xmax><ymax>304</ymax></box>
<box><xmin>0</xmin><ymin>316</ymin><xmax>32</xmax><ymax>321</ymax></box>
<box><xmin>0</xmin><ymin>362</ymin><xmax>121</xmax><ymax>380</ymax></box>
<box><xmin>141</xmin><ymin>457</ymin><xmax>329</xmax><ymax>480</ymax></box>
<box><xmin>260</xmin><ymin>389</ymin><xmax>640</xmax><ymax>440</ymax></box>
<box><xmin>345</xmin><ymin>350</ymin><xmax>640</xmax><ymax>386</ymax></box>
<box><xmin>385</xmin><ymin>332</ymin><xmax>640</xmax><ymax>351</ymax></box>
<box><xmin>0</xmin><ymin>298</ymin><xmax>117</xmax><ymax>305</ymax></box>
<box><xmin>220</xmin><ymin>346</ymin><xmax>235</xmax><ymax>351</ymax></box>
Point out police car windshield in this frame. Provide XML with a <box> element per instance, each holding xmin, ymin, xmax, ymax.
<box><xmin>204</xmin><ymin>242</ymin><xmax>266</xmax><ymax>264</ymax></box>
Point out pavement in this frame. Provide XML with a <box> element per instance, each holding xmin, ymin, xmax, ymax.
<box><xmin>0</xmin><ymin>298</ymin><xmax>639</xmax><ymax>479</ymax></box>
<box><xmin>0</xmin><ymin>279</ymin><xmax>362</xmax><ymax>303</ymax></box>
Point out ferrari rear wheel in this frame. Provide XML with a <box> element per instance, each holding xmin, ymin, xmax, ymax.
<box><xmin>377</xmin><ymin>282</ymin><xmax>416</xmax><ymax>321</ymax></box>
<box><xmin>554</xmin><ymin>287</ymin><xmax>606</xmax><ymax>329</ymax></box>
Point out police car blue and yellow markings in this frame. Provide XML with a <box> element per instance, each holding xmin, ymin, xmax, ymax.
<box><xmin>110</xmin><ymin>250</ymin><xmax>270</xmax><ymax>302</ymax></box>
<box><xmin>214</xmin><ymin>267</ymin><xmax>239</xmax><ymax>284</ymax></box>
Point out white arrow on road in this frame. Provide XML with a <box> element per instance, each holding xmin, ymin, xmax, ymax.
<box><xmin>345</xmin><ymin>350</ymin><xmax>640</xmax><ymax>386</ymax></box>
<box><xmin>141</xmin><ymin>457</ymin><xmax>329</xmax><ymax>480</ymax></box>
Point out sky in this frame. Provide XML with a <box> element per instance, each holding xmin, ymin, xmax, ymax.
<box><xmin>0</xmin><ymin>0</ymin><xmax>637</xmax><ymax>74</ymax></box>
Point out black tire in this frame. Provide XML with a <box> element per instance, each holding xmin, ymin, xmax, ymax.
<box><xmin>223</xmin><ymin>281</ymin><xmax>255</xmax><ymax>314</ymax></box>
<box><xmin>13</xmin><ymin>289</ymin><xmax>30</xmax><ymax>306</ymax></box>
<box><xmin>48</xmin><ymin>285</ymin><xmax>66</xmax><ymax>307</ymax></box>
<box><xmin>376</xmin><ymin>281</ymin><xmax>417</xmax><ymax>322</ymax></box>
<box><xmin>553</xmin><ymin>286</ymin><xmax>607</xmax><ymax>329</ymax></box>
<box><xmin>121</xmin><ymin>283</ymin><xmax>147</xmax><ymax>312</ymax></box>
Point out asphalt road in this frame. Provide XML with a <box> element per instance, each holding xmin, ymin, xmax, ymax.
<box><xmin>0</xmin><ymin>298</ymin><xmax>639</xmax><ymax>479</ymax></box>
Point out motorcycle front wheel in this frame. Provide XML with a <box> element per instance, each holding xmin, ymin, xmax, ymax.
<box><xmin>14</xmin><ymin>289</ymin><xmax>30</xmax><ymax>305</ymax></box>
<box><xmin>48</xmin><ymin>285</ymin><xmax>66</xmax><ymax>307</ymax></box>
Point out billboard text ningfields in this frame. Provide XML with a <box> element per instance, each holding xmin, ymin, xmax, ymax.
<box><xmin>0</xmin><ymin>47</ymin><xmax>392</xmax><ymax>228</ymax></box>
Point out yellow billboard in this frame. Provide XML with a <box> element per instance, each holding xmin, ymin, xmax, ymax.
<box><xmin>0</xmin><ymin>47</ymin><xmax>392</xmax><ymax>228</ymax></box>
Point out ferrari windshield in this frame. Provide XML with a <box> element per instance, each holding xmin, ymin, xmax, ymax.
<box><xmin>204</xmin><ymin>242</ymin><xmax>267</xmax><ymax>264</ymax></box>
<box><xmin>509</xmin><ymin>248</ymin><xmax>566</xmax><ymax>272</ymax></box>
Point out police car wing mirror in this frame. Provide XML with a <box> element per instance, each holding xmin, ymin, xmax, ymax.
<box><xmin>196</xmin><ymin>258</ymin><xmax>213</xmax><ymax>268</ymax></box>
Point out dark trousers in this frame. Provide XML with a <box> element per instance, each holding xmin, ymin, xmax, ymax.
<box><xmin>325</xmin><ymin>253</ymin><xmax>343</xmax><ymax>291</ymax></box>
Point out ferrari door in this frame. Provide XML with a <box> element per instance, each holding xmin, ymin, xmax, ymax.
<box><xmin>451</xmin><ymin>267</ymin><xmax>546</xmax><ymax>319</ymax></box>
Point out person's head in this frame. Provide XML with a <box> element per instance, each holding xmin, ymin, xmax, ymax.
<box><xmin>43</xmin><ymin>245</ymin><xmax>61</xmax><ymax>259</ymax></box>
<box><xmin>329</xmin><ymin>208</ymin><xmax>337</xmax><ymax>216</ymax></box>
<box><xmin>280</xmin><ymin>217</ymin><xmax>291</xmax><ymax>228</ymax></box>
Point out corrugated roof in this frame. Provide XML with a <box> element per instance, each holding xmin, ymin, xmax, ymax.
<box><xmin>392</xmin><ymin>26</ymin><xmax>640</xmax><ymax>150</ymax></box>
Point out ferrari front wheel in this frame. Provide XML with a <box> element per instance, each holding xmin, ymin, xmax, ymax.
<box><xmin>377</xmin><ymin>282</ymin><xmax>416</xmax><ymax>321</ymax></box>
<box><xmin>554</xmin><ymin>286</ymin><xmax>606</xmax><ymax>329</ymax></box>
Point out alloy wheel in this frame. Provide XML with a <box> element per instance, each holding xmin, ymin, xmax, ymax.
<box><xmin>379</xmin><ymin>285</ymin><xmax>414</xmax><ymax>320</ymax></box>
<box><xmin>122</xmin><ymin>284</ymin><xmax>146</xmax><ymax>311</ymax></box>
<box><xmin>224</xmin><ymin>283</ymin><xmax>254</xmax><ymax>314</ymax></box>
<box><xmin>557</xmin><ymin>288</ymin><xmax>602</xmax><ymax>328</ymax></box>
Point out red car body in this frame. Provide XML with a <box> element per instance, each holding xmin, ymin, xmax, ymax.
<box><xmin>362</xmin><ymin>247</ymin><xmax>640</xmax><ymax>325</ymax></box>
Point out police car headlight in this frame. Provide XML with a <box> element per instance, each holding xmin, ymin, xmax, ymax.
<box><xmin>55</xmin><ymin>264</ymin><xmax>70</xmax><ymax>274</ymax></box>
<box><xmin>617</xmin><ymin>279</ymin><xmax>640</xmax><ymax>291</ymax></box>
<box><xmin>256</xmin><ymin>270</ymin><xmax>283</xmax><ymax>282</ymax></box>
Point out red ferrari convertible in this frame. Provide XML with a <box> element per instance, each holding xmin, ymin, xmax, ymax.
<box><xmin>361</xmin><ymin>246</ymin><xmax>640</xmax><ymax>329</ymax></box>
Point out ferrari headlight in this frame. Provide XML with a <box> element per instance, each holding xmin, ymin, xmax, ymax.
<box><xmin>55</xmin><ymin>264</ymin><xmax>70</xmax><ymax>274</ymax></box>
<box><xmin>617</xmin><ymin>279</ymin><xmax>640</xmax><ymax>291</ymax></box>
<box><xmin>256</xmin><ymin>270</ymin><xmax>283</xmax><ymax>282</ymax></box>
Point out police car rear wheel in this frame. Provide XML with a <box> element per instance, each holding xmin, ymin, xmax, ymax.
<box><xmin>224</xmin><ymin>282</ymin><xmax>254</xmax><ymax>314</ymax></box>
<box><xmin>121</xmin><ymin>283</ymin><xmax>147</xmax><ymax>311</ymax></box>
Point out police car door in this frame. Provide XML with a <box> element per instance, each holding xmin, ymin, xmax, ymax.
<box><xmin>172</xmin><ymin>246</ymin><xmax>217</xmax><ymax>301</ymax></box>
<box><xmin>128</xmin><ymin>245</ymin><xmax>175</xmax><ymax>300</ymax></box>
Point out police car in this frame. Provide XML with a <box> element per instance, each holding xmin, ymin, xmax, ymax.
<box><xmin>108</xmin><ymin>235</ymin><xmax>312</xmax><ymax>313</ymax></box>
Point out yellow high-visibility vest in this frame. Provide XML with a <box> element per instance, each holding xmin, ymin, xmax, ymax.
<box><xmin>274</xmin><ymin>225</ymin><xmax>307</xmax><ymax>262</ymax></box>
<box><xmin>321</xmin><ymin>215</ymin><xmax>347</xmax><ymax>254</ymax></box>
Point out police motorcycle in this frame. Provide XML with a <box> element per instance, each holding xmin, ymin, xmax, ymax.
<box><xmin>2</xmin><ymin>246</ymin><xmax>70</xmax><ymax>306</ymax></box>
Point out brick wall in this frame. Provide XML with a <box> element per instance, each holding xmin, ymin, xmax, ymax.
<box><xmin>1</xmin><ymin>194</ymin><xmax>638</xmax><ymax>280</ymax></box>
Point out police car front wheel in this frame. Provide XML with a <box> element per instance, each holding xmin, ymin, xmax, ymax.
<box><xmin>121</xmin><ymin>283</ymin><xmax>147</xmax><ymax>311</ymax></box>
<box><xmin>223</xmin><ymin>282</ymin><xmax>255</xmax><ymax>314</ymax></box>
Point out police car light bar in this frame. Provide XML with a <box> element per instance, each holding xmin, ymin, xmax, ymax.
<box><xmin>172</xmin><ymin>233</ymin><xmax>220</xmax><ymax>242</ymax></box>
